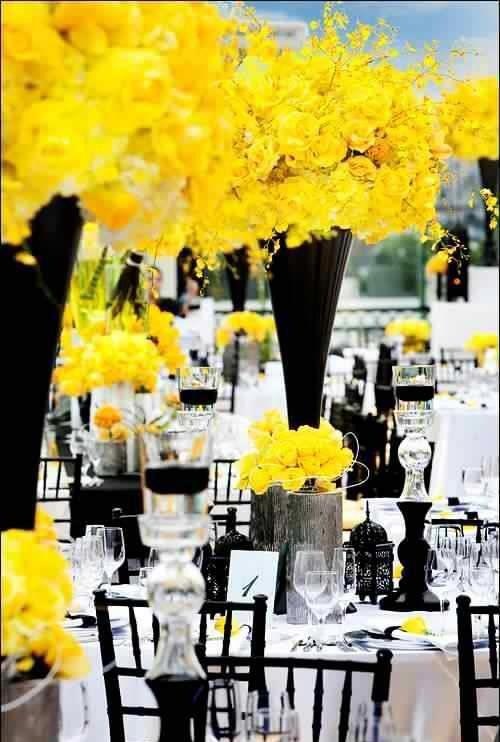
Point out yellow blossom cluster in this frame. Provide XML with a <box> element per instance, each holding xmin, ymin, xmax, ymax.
<box><xmin>34</xmin><ymin>505</ymin><xmax>59</xmax><ymax>545</ymax></box>
<box><xmin>439</xmin><ymin>78</ymin><xmax>499</xmax><ymax>161</ymax></box>
<box><xmin>2</xmin><ymin>513</ymin><xmax>89</xmax><ymax>679</ymax></box>
<box><xmin>147</xmin><ymin>304</ymin><xmax>187</xmax><ymax>372</ymax></box>
<box><xmin>426</xmin><ymin>251</ymin><xmax>450</xmax><ymax>275</ymax></box>
<box><xmin>465</xmin><ymin>332</ymin><xmax>499</xmax><ymax>365</ymax></box>
<box><xmin>216</xmin><ymin>312</ymin><xmax>276</xmax><ymax>349</ymax></box>
<box><xmin>54</xmin><ymin>330</ymin><xmax>163</xmax><ymax>396</ymax></box>
<box><xmin>179</xmin><ymin>5</ymin><xmax>452</xmax><ymax>265</ymax></box>
<box><xmin>236</xmin><ymin>409</ymin><xmax>354</xmax><ymax>495</ymax></box>
<box><xmin>1</xmin><ymin>1</ymin><xmax>236</xmax><ymax>248</ymax></box>
<box><xmin>385</xmin><ymin>318</ymin><xmax>431</xmax><ymax>353</ymax></box>
<box><xmin>469</xmin><ymin>189</ymin><xmax>500</xmax><ymax>232</ymax></box>
<box><xmin>93</xmin><ymin>404</ymin><xmax>129</xmax><ymax>441</ymax></box>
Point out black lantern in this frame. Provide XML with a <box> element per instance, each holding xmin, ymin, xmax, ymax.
<box><xmin>348</xmin><ymin>503</ymin><xmax>394</xmax><ymax>605</ymax></box>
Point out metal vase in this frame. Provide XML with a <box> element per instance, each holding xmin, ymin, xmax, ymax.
<box><xmin>94</xmin><ymin>440</ymin><xmax>126</xmax><ymax>476</ymax></box>
<box><xmin>286</xmin><ymin>492</ymin><xmax>343</xmax><ymax>624</ymax></box>
<box><xmin>250</xmin><ymin>486</ymin><xmax>288</xmax><ymax>551</ymax></box>
<box><xmin>1</xmin><ymin>680</ymin><xmax>59</xmax><ymax>742</ymax></box>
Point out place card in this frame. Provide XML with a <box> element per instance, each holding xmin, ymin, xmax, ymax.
<box><xmin>226</xmin><ymin>550</ymin><xmax>279</xmax><ymax>624</ymax></box>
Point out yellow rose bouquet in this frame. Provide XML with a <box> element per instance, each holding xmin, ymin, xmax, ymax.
<box><xmin>2</xmin><ymin>508</ymin><xmax>89</xmax><ymax>680</ymax></box>
<box><xmin>236</xmin><ymin>410</ymin><xmax>354</xmax><ymax>495</ymax></box>
<box><xmin>465</xmin><ymin>332</ymin><xmax>499</xmax><ymax>366</ymax></box>
<box><xmin>385</xmin><ymin>318</ymin><xmax>431</xmax><ymax>354</ymax></box>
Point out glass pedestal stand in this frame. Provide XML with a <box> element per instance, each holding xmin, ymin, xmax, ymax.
<box><xmin>380</xmin><ymin>365</ymin><xmax>440</xmax><ymax>612</ymax></box>
<box><xmin>138</xmin><ymin>512</ymin><xmax>211</xmax><ymax>742</ymax></box>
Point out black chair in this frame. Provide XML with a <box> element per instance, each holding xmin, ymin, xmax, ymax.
<box><xmin>37</xmin><ymin>454</ymin><xmax>82</xmax><ymax>542</ymax></box>
<box><xmin>456</xmin><ymin>595</ymin><xmax>499</xmax><ymax>742</ymax></box>
<box><xmin>210</xmin><ymin>459</ymin><xmax>251</xmax><ymax>539</ymax></box>
<box><xmin>111</xmin><ymin>508</ymin><xmax>150</xmax><ymax>584</ymax></box>
<box><xmin>94</xmin><ymin>590</ymin><xmax>268</xmax><ymax>742</ymax></box>
<box><xmin>203</xmin><ymin>650</ymin><xmax>393</xmax><ymax>742</ymax></box>
<box><xmin>430</xmin><ymin>518</ymin><xmax>484</xmax><ymax>545</ymax></box>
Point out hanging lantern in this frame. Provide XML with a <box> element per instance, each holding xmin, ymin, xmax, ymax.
<box><xmin>348</xmin><ymin>502</ymin><xmax>394</xmax><ymax>605</ymax></box>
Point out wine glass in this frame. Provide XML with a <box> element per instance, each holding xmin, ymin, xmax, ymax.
<box><xmin>304</xmin><ymin>571</ymin><xmax>339</xmax><ymax>646</ymax></box>
<box><xmin>102</xmin><ymin>527</ymin><xmax>125</xmax><ymax>588</ymax></box>
<box><xmin>333</xmin><ymin>547</ymin><xmax>357</xmax><ymax>640</ymax></box>
<box><xmin>293</xmin><ymin>549</ymin><xmax>327</xmax><ymax>626</ymax></box>
<box><xmin>245</xmin><ymin>691</ymin><xmax>294</xmax><ymax>741</ymax></box>
<box><xmin>207</xmin><ymin>677</ymin><xmax>241</xmax><ymax>741</ymax></box>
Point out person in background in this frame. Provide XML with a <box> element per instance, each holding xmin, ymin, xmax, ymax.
<box><xmin>147</xmin><ymin>266</ymin><xmax>184</xmax><ymax>316</ymax></box>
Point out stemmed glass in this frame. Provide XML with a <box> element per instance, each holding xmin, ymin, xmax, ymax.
<box><xmin>426</xmin><ymin>539</ymin><xmax>459</xmax><ymax>635</ymax></box>
<box><xmin>72</xmin><ymin>535</ymin><xmax>105</xmax><ymax>613</ymax></box>
<box><xmin>462</xmin><ymin>468</ymin><xmax>486</xmax><ymax>505</ymax></box>
<box><xmin>304</xmin><ymin>571</ymin><xmax>339</xmax><ymax>647</ymax></box>
<box><xmin>102</xmin><ymin>527</ymin><xmax>125</xmax><ymax>588</ymax></box>
<box><xmin>293</xmin><ymin>549</ymin><xmax>327</xmax><ymax>626</ymax></box>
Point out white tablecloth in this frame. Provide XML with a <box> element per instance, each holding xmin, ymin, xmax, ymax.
<box><xmin>61</xmin><ymin>603</ymin><xmax>497</xmax><ymax>742</ymax></box>
<box><xmin>429</xmin><ymin>397</ymin><xmax>499</xmax><ymax>501</ymax></box>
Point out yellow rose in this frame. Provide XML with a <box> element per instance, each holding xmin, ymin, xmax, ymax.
<box><xmin>348</xmin><ymin>156</ymin><xmax>377</xmax><ymax>182</ymax></box>
<box><xmin>249</xmin><ymin>467</ymin><xmax>273</xmax><ymax>495</ymax></box>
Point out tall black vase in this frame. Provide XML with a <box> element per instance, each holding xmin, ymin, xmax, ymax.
<box><xmin>225</xmin><ymin>247</ymin><xmax>250</xmax><ymax>311</ymax></box>
<box><xmin>268</xmin><ymin>231</ymin><xmax>352</xmax><ymax>429</ymax></box>
<box><xmin>478</xmin><ymin>158</ymin><xmax>499</xmax><ymax>267</ymax></box>
<box><xmin>1</xmin><ymin>196</ymin><xmax>82</xmax><ymax>531</ymax></box>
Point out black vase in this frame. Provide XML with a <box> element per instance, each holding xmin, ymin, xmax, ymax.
<box><xmin>225</xmin><ymin>247</ymin><xmax>250</xmax><ymax>312</ymax></box>
<box><xmin>1</xmin><ymin>196</ymin><xmax>82</xmax><ymax>531</ymax></box>
<box><xmin>268</xmin><ymin>231</ymin><xmax>352</xmax><ymax>429</ymax></box>
<box><xmin>478</xmin><ymin>158</ymin><xmax>499</xmax><ymax>267</ymax></box>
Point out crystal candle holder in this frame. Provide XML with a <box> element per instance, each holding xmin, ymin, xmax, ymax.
<box><xmin>178</xmin><ymin>366</ymin><xmax>220</xmax><ymax>417</ymax></box>
<box><xmin>138</xmin><ymin>423</ymin><xmax>212</xmax><ymax>679</ymax></box>
<box><xmin>394</xmin><ymin>364</ymin><xmax>435</xmax><ymax>501</ymax></box>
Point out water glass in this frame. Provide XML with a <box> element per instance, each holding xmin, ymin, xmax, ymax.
<box><xmin>249</xmin><ymin>709</ymin><xmax>298</xmax><ymax>741</ymax></box>
<box><xmin>73</xmin><ymin>535</ymin><xmax>105</xmax><ymax>612</ymax></box>
<box><xmin>102</xmin><ymin>527</ymin><xmax>125</xmax><ymax>586</ymax></box>
<box><xmin>293</xmin><ymin>548</ymin><xmax>327</xmax><ymax>625</ymax></box>
<box><xmin>304</xmin><ymin>571</ymin><xmax>339</xmax><ymax>644</ymax></box>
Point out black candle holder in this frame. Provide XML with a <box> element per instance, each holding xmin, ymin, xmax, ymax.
<box><xmin>379</xmin><ymin>501</ymin><xmax>440</xmax><ymax>611</ymax></box>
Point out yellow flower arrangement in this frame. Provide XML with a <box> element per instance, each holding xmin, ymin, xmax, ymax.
<box><xmin>425</xmin><ymin>250</ymin><xmax>450</xmax><ymax>275</ymax></box>
<box><xmin>146</xmin><ymin>304</ymin><xmax>187</xmax><ymax>373</ymax></box>
<box><xmin>178</xmin><ymin>4</ymin><xmax>453</xmax><ymax>268</ymax></box>
<box><xmin>216</xmin><ymin>312</ymin><xmax>276</xmax><ymax>350</ymax></box>
<box><xmin>54</xmin><ymin>330</ymin><xmax>163</xmax><ymax>396</ymax></box>
<box><xmin>1</xmin><ymin>1</ymin><xmax>236</xmax><ymax>249</ymax></box>
<box><xmin>2</xmin><ymin>511</ymin><xmax>89</xmax><ymax>679</ymax></box>
<box><xmin>439</xmin><ymin>77</ymin><xmax>499</xmax><ymax>161</ymax></box>
<box><xmin>385</xmin><ymin>318</ymin><xmax>431</xmax><ymax>353</ymax></box>
<box><xmin>236</xmin><ymin>409</ymin><xmax>354</xmax><ymax>495</ymax></box>
<box><xmin>465</xmin><ymin>332</ymin><xmax>499</xmax><ymax>366</ymax></box>
<box><xmin>93</xmin><ymin>404</ymin><xmax>129</xmax><ymax>441</ymax></box>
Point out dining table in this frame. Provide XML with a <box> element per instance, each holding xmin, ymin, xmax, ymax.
<box><xmin>61</xmin><ymin>597</ymin><xmax>498</xmax><ymax>742</ymax></box>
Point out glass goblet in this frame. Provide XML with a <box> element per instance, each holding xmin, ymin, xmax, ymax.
<box><xmin>293</xmin><ymin>549</ymin><xmax>327</xmax><ymax>627</ymax></box>
<box><xmin>304</xmin><ymin>571</ymin><xmax>338</xmax><ymax>647</ymax></box>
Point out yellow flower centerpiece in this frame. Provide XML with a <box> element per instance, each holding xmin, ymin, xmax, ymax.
<box><xmin>236</xmin><ymin>409</ymin><xmax>354</xmax><ymax>494</ymax></box>
<box><xmin>385</xmin><ymin>318</ymin><xmax>431</xmax><ymax>354</ymax></box>
<box><xmin>439</xmin><ymin>77</ymin><xmax>499</xmax><ymax>162</ymax></box>
<box><xmin>465</xmin><ymin>332</ymin><xmax>499</xmax><ymax>366</ymax></box>
<box><xmin>216</xmin><ymin>312</ymin><xmax>275</xmax><ymax>351</ymax></box>
<box><xmin>93</xmin><ymin>404</ymin><xmax>129</xmax><ymax>442</ymax></box>
<box><xmin>1</xmin><ymin>1</ymin><xmax>237</xmax><ymax>248</ymax></box>
<box><xmin>2</xmin><ymin>508</ymin><xmax>89</xmax><ymax>680</ymax></box>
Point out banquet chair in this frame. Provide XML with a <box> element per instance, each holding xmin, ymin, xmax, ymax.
<box><xmin>456</xmin><ymin>595</ymin><xmax>499</xmax><ymax>742</ymax></box>
<box><xmin>37</xmin><ymin>453</ymin><xmax>82</xmax><ymax>542</ymax></box>
<box><xmin>94</xmin><ymin>590</ymin><xmax>268</xmax><ymax>742</ymax></box>
<box><xmin>210</xmin><ymin>459</ymin><xmax>251</xmax><ymax>539</ymax></box>
<box><xmin>111</xmin><ymin>508</ymin><xmax>150</xmax><ymax>584</ymax></box>
<box><xmin>202</xmin><ymin>650</ymin><xmax>393</xmax><ymax>742</ymax></box>
<box><xmin>430</xmin><ymin>518</ymin><xmax>484</xmax><ymax>544</ymax></box>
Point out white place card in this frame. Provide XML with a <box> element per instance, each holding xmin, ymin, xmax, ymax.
<box><xmin>226</xmin><ymin>550</ymin><xmax>279</xmax><ymax>624</ymax></box>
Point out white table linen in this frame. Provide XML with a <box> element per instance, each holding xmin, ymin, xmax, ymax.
<box><xmin>62</xmin><ymin>603</ymin><xmax>497</xmax><ymax>742</ymax></box>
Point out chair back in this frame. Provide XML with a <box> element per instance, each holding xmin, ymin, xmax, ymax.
<box><xmin>202</xmin><ymin>650</ymin><xmax>393</xmax><ymax>742</ymax></box>
<box><xmin>94</xmin><ymin>591</ymin><xmax>268</xmax><ymax>742</ymax></box>
<box><xmin>456</xmin><ymin>595</ymin><xmax>500</xmax><ymax>742</ymax></box>
<box><xmin>111</xmin><ymin>509</ymin><xmax>150</xmax><ymax>583</ymax></box>
<box><xmin>37</xmin><ymin>454</ymin><xmax>82</xmax><ymax>542</ymax></box>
